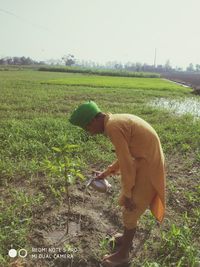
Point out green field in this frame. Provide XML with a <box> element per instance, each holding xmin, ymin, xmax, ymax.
<box><xmin>0</xmin><ymin>69</ymin><xmax>200</xmax><ymax>266</ymax></box>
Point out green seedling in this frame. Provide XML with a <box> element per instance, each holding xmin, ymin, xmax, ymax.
<box><xmin>99</xmin><ymin>235</ymin><xmax>116</xmax><ymax>256</ymax></box>
<box><xmin>99</xmin><ymin>237</ymin><xmax>110</xmax><ymax>255</ymax></box>
<box><xmin>44</xmin><ymin>144</ymin><xmax>84</xmax><ymax>233</ymax></box>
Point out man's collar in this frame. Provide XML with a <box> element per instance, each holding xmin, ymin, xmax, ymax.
<box><xmin>103</xmin><ymin>113</ymin><xmax>111</xmax><ymax>136</ymax></box>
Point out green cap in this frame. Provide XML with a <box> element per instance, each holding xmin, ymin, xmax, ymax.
<box><xmin>69</xmin><ymin>101</ymin><xmax>101</xmax><ymax>129</ymax></box>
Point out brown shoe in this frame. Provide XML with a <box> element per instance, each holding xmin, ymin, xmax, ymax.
<box><xmin>102</xmin><ymin>257</ymin><xmax>129</xmax><ymax>267</ymax></box>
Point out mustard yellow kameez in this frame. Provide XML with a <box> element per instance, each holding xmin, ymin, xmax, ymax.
<box><xmin>103</xmin><ymin>113</ymin><xmax>166</xmax><ymax>229</ymax></box>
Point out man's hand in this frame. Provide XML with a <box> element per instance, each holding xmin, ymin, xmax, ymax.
<box><xmin>92</xmin><ymin>170</ymin><xmax>107</xmax><ymax>180</ymax></box>
<box><xmin>124</xmin><ymin>197</ymin><xmax>136</xmax><ymax>211</ymax></box>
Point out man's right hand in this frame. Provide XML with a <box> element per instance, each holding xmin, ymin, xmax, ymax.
<box><xmin>92</xmin><ymin>170</ymin><xmax>107</xmax><ymax>180</ymax></box>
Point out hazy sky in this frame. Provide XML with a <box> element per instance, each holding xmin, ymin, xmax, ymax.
<box><xmin>0</xmin><ymin>0</ymin><xmax>200</xmax><ymax>68</ymax></box>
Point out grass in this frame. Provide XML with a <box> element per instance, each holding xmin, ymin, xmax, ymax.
<box><xmin>42</xmin><ymin>74</ymin><xmax>187</xmax><ymax>91</ymax></box>
<box><xmin>39</xmin><ymin>66</ymin><xmax>160</xmax><ymax>78</ymax></box>
<box><xmin>0</xmin><ymin>68</ymin><xmax>200</xmax><ymax>266</ymax></box>
<box><xmin>136</xmin><ymin>212</ymin><xmax>200</xmax><ymax>266</ymax></box>
<box><xmin>0</xmin><ymin>189</ymin><xmax>45</xmax><ymax>265</ymax></box>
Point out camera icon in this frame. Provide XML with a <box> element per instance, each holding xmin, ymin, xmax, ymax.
<box><xmin>8</xmin><ymin>249</ymin><xmax>28</xmax><ymax>258</ymax></box>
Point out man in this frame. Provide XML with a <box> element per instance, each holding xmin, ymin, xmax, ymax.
<box><xmin>69</xmin><ymin>101</ymin><xmax>166</xmax><ymax>267</ymax></box>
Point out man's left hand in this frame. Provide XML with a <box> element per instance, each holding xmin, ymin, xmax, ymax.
<box><xmin>124</xmin><ymin>197</ymin><xmax>136</xmax><ymax>211</ymax></box>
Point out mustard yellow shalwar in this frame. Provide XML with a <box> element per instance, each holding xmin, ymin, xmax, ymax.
<box><xmin>103</xmin><ymin>113</ymin><xmax>166</xmax><ymax>229</ymax></box>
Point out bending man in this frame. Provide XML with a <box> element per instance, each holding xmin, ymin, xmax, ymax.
<box><xmin>69</xmin><ymin>101</ymin><xmax>166</xmax><ymax>267</ymax></box>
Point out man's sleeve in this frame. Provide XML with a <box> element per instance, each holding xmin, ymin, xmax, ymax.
<box><xmin>106</xmin><ymin>124</ymin><xmax>136</xmax><ymax>198</ymax></box>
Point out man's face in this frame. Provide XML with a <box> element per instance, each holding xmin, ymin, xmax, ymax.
<box><xmin>85</xmin><ymin>117</ymin><xmax>101</xmax><ymax>135</ymax></box>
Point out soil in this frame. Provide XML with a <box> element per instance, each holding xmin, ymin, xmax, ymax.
<box><xmin>8</xmin><ymin>153</ymin><xmax>200</xmax><ymax>267</ymax></box>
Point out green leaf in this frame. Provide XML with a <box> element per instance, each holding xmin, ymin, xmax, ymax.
<box><xmin>64</xmin><ymin>144</ymin><xmax>79</xmax><ymax>151</ymax></box>
<box><xmin>76</xmin><ymin>172</ymin><xmax>85</xmax><ymax>180</ymax></box>
<box><xmin>67</xmin><ymin>175</ymin><xmax>76</xmax><ymax>185</ymax></box>
<box><xmin>52</xmin><ymin>147</ymin><xmax>62</xmax><ymax>152</ymax></box>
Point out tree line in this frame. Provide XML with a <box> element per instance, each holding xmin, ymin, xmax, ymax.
<box><xmin>1</xmin><ymin>55</ymin><xmax>200</xmax><ymax>73</ymax></box>
<box><xmin>0</xmin><ymin>56</ymin><xmax>45</xmax><ymax>65</ymax></box>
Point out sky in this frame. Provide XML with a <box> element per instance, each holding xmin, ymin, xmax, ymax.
<box><xmin>0</xmin><ymin>0</ymin><xmax>200</xmax><ymax>68</ymax></box>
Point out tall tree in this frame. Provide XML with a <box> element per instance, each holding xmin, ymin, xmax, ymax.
<box><xmin>62</xmin><ymin>54</ymin><xmax>75</xmax><ymax>66</ymax></box>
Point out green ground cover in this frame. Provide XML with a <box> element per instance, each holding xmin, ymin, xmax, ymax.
<box><xmin>39</xmin><ymin>66</ymin><xmax>160</xmax><ymax>78</ymax></box>
<box><xmin>43</xmin><ymin>74</ymin><xmax>186</xmax><ymax>91</ymax></box>
<box><xmin>0</xmin><ymin>69</ymin><xmax>199</xmax><ymax>266</ymax></box>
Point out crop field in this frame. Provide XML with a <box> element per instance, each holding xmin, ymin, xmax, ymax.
<box><xmin>162</xmin><ymin>72</ymin><xmax>200</xmax><ymax>93</ymax></box>
<box><xmin>0</xmin><ymin>69</ymin><xmax>200</xmax><ymax>267</ymax></box>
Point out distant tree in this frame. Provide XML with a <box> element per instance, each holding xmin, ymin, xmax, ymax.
<box><xmin>124</xmin><ymin>62</ymin><xmax>133</xmax><ymax>70</ymax></box>
<box><xmin>135</xmin><ymin>62</ymin><xmax>142</xmax><ymax>72</ymax></box>
<box><xmin>0</xmin><ymin>58</ymin><xmax>6</xmax><ymax>65</ymax></box>
<box><xmin>164</xmin><ymin>60</ymin><xmax>172</xmax><ymax>71</ymax></box>
<box><xmin>105</xmin><ymin>61</ymin><xmax>116</xmax><ymax>69</ymax></box>
<box><xmin>186</xmin><ymin>63</ymin><xmax>194</xmax><ymax>72</ymax></box>
<box><xmin>142</xmin><ymin>63</ymin><xmax>155</xmax><ymax>72</ymax></box>
<box><xmin>20</xmin><ymin>56</ymin><xmax>26</xmax><ymax>65</ymax></box>
<box><xmin>46</xmin><ymin>58</ymin><xmax>63</xmax><ymax>65</ymax></box>
<box><xmin>114</xmin><ymin>63</ymin><xmax>123</xmax><ymax>69</ymax></box>
<box><xmin>156</xmin><ymin>65</ymin><xmax>164</xmax><ymax>72</ymax></box>
<box><xmin>62</xmin><ymin>54</ymin><xmax>76</xmax><ymax>66</ymax></box>
<box><xmin>0</xmin><ymin>56</ymin><xmax>41</xmax><ymax>65</ymax></box>
<box><xmin>19</xmin><ymin>56</ymin><xmax>34</xmax><ymax>65</ymax></box>
<box><xmin>195</xmin><ymin>64</ymin><xmax>200</xmax><ymax>72</ymax></box>
<box><xmin>175</xmin><ymin>66</ymin><xmax>183</xmax><ymax>72</ymax></box>
<box><xmin>38</xmin><ymin>61</ymin><xmax>46</xmax><ymax>65</ymax></box>
<box><xmin>129</xmin><ymin>63</ymin><xmax>136</xmax><ymax>71</ymax></box>
<box><xmin>13</xmin><ymin>57</ymin><xmax>22</xmax><ymax>65</ymax></box>
<box><xmin>26</xmin><ymin>57</ymin><xmax>34</xmax><ymax>65</ymax></box>
<box><xmin>7</xmin><ymin>57</ymin><xmax>13</xmax><ymax>64</ymax></box>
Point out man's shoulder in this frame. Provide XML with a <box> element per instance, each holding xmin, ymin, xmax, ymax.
<box><xmin>105</xmin><ymin>113</ymin><xmax>135</xmax><ymax>132</ymax></box>
<box><xmin>107</xmin><ymin>113</ymin><xmax>138</xmax><ymax>124</ymax></box>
